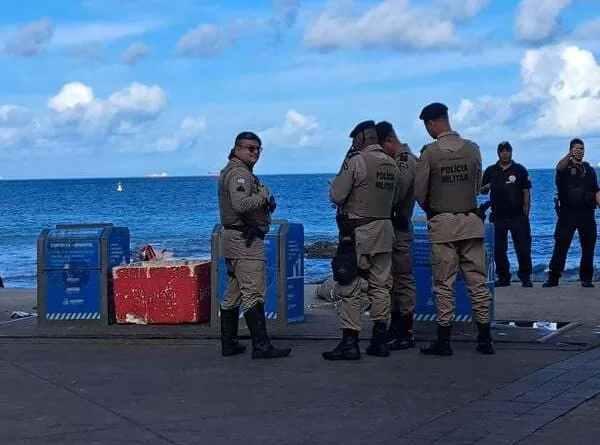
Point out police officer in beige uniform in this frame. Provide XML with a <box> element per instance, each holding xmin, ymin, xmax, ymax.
<box><xmin>323</xmin><ymin>120</ymin><xmax>402</xmax><ymax>361</ymax></box>
<box><xmin>414</xmin><ymin>103</ymin><xmax>495</xmax><ymax>356</ymax></box>
<box><xmin>218</xmin><ymin>131</ymin><xmax>291</xmax><ymax>359</ymax></box>
<box><xmin>375</xmin><ymin>121</ymin><xmax>418</xmax><ymax>350</ymax></box>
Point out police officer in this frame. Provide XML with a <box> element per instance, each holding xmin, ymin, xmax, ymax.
<box><xmin>414</xmin><ymin>103</ymin><xmax>494</xmax><ymax>356</ymax></box>
<box><xmin>544</xmin><ymin>138</ymin><xmax>600</xmax><ymax>288</ymax></box>
<box><xmin>375</xmin><ymin>121</ymin><xmax>418</xmax><ymax>350</ymax></box>
<box><xmin>218</xmin><ymin>131</ymin><xmax>291</xmax><ymax>359</ymax></box>
<box><xmin>481</xmin><ymin>141</ymin><xmax>533</xmax><ymax>287</ymax></box>
<box><xmin>322</xmin><ymin>120</ymin><xmax>402</xmax><ymax>361</ymax></box>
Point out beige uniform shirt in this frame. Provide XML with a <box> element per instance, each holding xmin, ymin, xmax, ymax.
<box><xmin>218</xmin><ymin>157</ymin><xmax>269</xmax><ymax>260</ymax></box>
<box><xmin>330</xmin><ymin>144</ymin><xmax>401</xmax><ymax>255</ymax></box>
<box><xmin>414</xmin><ymin>131</ymin><xmax>484</xmax><ymax>244</ymax></box>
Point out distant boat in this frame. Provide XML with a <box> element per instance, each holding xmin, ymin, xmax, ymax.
<box><xmin>116</xmin><ymin>181</ymin><xmax>124</xmax><ymax>192</ymax></box>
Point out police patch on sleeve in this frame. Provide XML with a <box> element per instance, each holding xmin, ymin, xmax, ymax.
<box><xmin>236</xmin><ymin>185</ymin><xmax>246</xmax><ymax>192</ymax></box>
<box><xmin>237</xmin><ymin>177</ymin><xmax>246</xmax><ymax>183</ymax></box>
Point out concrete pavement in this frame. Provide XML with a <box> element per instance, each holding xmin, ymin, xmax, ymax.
<box><xmin>0</xmin><ymin>283</ymin><xmax>599</xmax><ymax>444</ymax></box>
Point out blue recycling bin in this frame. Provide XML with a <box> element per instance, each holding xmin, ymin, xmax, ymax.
<box><xmin>37</xmin><ymin>223</ymin><xmax>130</xmax><ymax>325</ymax></box>
<box><xmin>210</xmin><ymin>219</ymin><xmax>304</xmax><ymax>327</ymax></box>
<box><xmin>412</xmin><ymin>216</ymin><xmax>495</xmax><ymax>323</ymax></box>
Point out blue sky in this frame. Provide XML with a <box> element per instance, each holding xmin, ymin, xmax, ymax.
<box><xmin>1</xmin><ymin>0</ymin><xmax>600</xmax><ymax>179</ymax></box>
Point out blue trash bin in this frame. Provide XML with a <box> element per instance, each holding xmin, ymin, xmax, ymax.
<box><xmin>210</xmin><ymin>219</ymin><xmax>305</xmax><ymax>328</ymax></box>
<box><xmin>412</xmin><ymin>216</ymin><xmax>495</xmax><ymax>323</ymax></box>
<box><xmin>37</xmin><ymin>223</ymin><xmax>130</xmax><ymax>325</ymax></box>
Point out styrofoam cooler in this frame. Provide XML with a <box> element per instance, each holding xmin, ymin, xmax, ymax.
<box><xmin>112</xmin><ymin>260</ymin><xmax>211</xmax><ymax>324</ymax></box>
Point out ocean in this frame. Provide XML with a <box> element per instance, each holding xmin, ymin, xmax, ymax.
<box><xmin>1</xmin><ymin>170</ymin><xmax>599</xmax><ymax>288</ymax></box>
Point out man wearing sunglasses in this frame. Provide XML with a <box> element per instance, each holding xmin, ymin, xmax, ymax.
<box><xmin>480</xmin><ymin>141</ymin><xmax>533</xmax><ymax>288</ymax></box>
<box><xmin>217</xmin><ymin>131</ymin><xmax>291</xmax><ymax>359</ymax></box>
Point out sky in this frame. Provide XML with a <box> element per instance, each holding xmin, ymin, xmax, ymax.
<box><xmin>1</xmin><ymin>0</ymin><xmax>600</xmax><ymax>179</ymax></box>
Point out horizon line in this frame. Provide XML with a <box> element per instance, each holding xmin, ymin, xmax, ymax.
<box><xmin>0</xmin><ymin>167</ymin><xmax>588</xmax><ymax>182</ymax></box>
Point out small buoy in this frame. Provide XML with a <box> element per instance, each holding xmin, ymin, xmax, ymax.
<box><xmin>116</xmin><ymin>181</ymin><xmax>123</xmax><ymax>192</ymax></box>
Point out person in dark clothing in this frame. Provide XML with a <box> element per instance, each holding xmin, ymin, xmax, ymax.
<box><xmin>481</xmin><ymin>141</ymin><xmax>533</xmax><ymax>287</ymax></box>
<box><xmin>544</xmin><ymin>138</ymin><xmax>600</xmax><ymax>288</ymax></box>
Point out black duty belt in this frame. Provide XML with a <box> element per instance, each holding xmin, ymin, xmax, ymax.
<box><xmin>429</xmin><ymin>209</ymin><xmax>477</xmax><ymax>219</ymax></box>
<box><xmin>223</xmin><ymin>224</ymin><xmax>266</xmax><ymax>240</ymax></box>
<box><xmin>349</xmin><ymin>217</ymin><xmax>390</xmax><ymax>228</ymax></box>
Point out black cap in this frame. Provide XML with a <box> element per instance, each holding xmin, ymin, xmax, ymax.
<box><xmin>235</xmin><ymin>131</ymin><xmax>262</xmax><ymax>145</ymax></box>
<box><xmin>419</xmin><ymin>102</ymin><xmax>448</xmax><ymax>121</ymax></box>
<box><xmin>375</xmin><ymin>121</ymin><xmax>394</xmax><ymax>143</ymax></box>
<box><xmin>497</xmin><ymin>141</ymin><xmax>512</xmax><ymax>151</ymax></box>
<box><xmin>349</xmin><ymin>120</ymin><xmax>376</xmax><ymax>138</ymax></box>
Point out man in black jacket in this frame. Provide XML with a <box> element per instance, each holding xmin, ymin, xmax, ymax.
<box><xmin>544</xmin><ymin>138</ymin><xmax>600</xmax><ymax>288</ymax></box>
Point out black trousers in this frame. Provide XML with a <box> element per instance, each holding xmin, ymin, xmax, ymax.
<box><xmin>548</xmin><ymin>209</ymin><xmax>597</xmax><ymax>282</ymax></box>
<box><xmin>493</xmin><ymin>213</ymin><xmax>532</xmax><ymax>281</ymax></box>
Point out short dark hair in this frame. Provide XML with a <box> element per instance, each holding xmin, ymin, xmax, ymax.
<box><xmin>235</xmin><ymin>131</ymin><xmax>261</xmax><ymax>146</ymax></box>
<box><xmin>570</xmin><ymin>138</ymin><xmax>584</xmax><ymax>149</ymax></box>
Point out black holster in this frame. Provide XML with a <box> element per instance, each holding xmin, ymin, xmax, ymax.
<box><xmin>224</xmin><ymin>220</ymin><xmax>266</xmax><ymax>247</ymax></box>
<box><xmin>391</xmin><ymin>207</ymin><xmax>409</xmax><ymax>231</ymax></box>
<box><xmin>331</xmin><ymin>213</ymin><xmax>358</xmax><ymax>285</ymax></box>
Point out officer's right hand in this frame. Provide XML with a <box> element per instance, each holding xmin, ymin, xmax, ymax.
<box><xmin>257</xmin><ymin>184</ymin><xmax>270</xmax><ymax>201</ymax></box>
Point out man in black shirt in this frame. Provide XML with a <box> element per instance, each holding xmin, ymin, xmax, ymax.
<box><xmin>544</xmin><ymin>138</ymin><xmax>600</xmax><ymax>288</ymax></box>
<box><xmin>481</xmin><ymin>141</ymin><xmax>533</xmax><ymax>287</ymax></box>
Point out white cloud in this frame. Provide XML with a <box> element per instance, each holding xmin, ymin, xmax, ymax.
<box><xmin>47</xmin><ymin>81</ymin><xmax>167</xmax><ymax>143</ymax></box>
<box><xmin>149</xmin><ymin>116</ymin><xmax>207</xmax><ymax>153</ymax></box>
<box><xmin>514</xmin><ymin>0</ymin><xmax>572</xmax><ymax>42</ymax></box>
<box><xmin>121</xmin><ymin>41</ymin><xmax>150</xmax><ymax>66</ymax></box>
<box><xmin>438</xmin><ymin>0</ymin><xmax>489</xmax><ymax>21</ymax></box>
<box><xmin>453</xmin><ymin>45</ymin><xmax>600</xmax><ymax>140</ymax></box>
<box><xmin>259</xmin><ymin>109</ymin><xmax>320</xmax><ymax>148</ymax></box>
<box><xmin>571</xmin><ymin>18</ymin><xmax>600</xmax><ymax>40</ymax></box>
<box><xmin>0</xmin><ymin>105</ymin><xmax>37</xmax><ymax>149</ymax></box>
<box><xmin>273</xmin><ymin>0</ymin><xmax>300</xmax><ymax>27</ymax></box>
<box><xmin>0</xmin><ymin>81</ymin><xmax>170</xmax><ymax>157</ymax></box>
<box><xmin>48</xmin><ymin>82</ymin><xmax>95</xmax><ymax>112</ymax></box>
<box><xmin>175</xmin><ymin>24</ymin><xmax>236</xmax><ymax>57</ymax></box>
<box><xmin>52</xmin><ymin>20</ymin><xmax>160</xmax><ymax>46</ymax></box>
<box><xmin>3</xmin><ymin>18</ymin><xmax>55</xmax><ymax>57</ymax></box>
<box><xmin>302</xmin><ymin>0</ymin><xmax>488</xmax><ymax>52</ymax></box>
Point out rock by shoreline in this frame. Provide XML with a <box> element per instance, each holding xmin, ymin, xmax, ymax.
<box><xmin>304</xmin><ymin>240</ymin><xmax>336</xmax><ymax>259</ymax></box>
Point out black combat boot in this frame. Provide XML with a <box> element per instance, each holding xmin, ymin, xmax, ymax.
<box><xmin>386</xmin><ymin>310</ymin><xmax>401</xmax><ymax>343</ymax></box>
<box><xmin>389</xmin><ymin>312</ymin><xmax>416</xmax><ymax>350</ymax></box>
<box><xmin>322</xmin><ymin>329</ymin><xmax>361</xmax><ymax>361</ymax></box>
<box><xmin>542</xmin><ymin>273</ymin><xmax>559</xmax><ymax>287</ymax></box>
<box><xmin>220</xmin><ymin>306</ymin><xmax>246</xmax><ymax>357</ymax></box>
<box><xmin>243</xmin><ymin>303</ymin><xmax>291</xmax><ymax>359</ymax></box>
<box><xmin>475</xmin><ymin>322</ymin><xmax>495</xmax><ymax>355</ymax></box>
<box><xmin>521</xmin><ymin>276</ymin><xmax>533</xmax><ymax>287</ymax></box>
<box><xmin>420</xmin><ymin>324</ymin><xmax>453</xmax><ymax>356</ymax></box>
<box><xmin>365</xmin><ymin>321</ymin><xmax>390</xmax><ymax>357</ymax></box>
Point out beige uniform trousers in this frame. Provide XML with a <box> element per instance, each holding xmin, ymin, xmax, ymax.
<box><xmin>221</xmin><ymin>258</ymin><xmax>265</xmax><ymax>311</ymax></box>
<box><xmin>391</xmin><ymin>237</ymin><xmax>416</xmax><ymax>315</ymax></box>
<box><xmin>337</xmin><ymin>252</ymin><xmax>392</xmax><ymax>331</ymax></box>
<box><xmin>431</xmin><ymin>238</ymin><xmax>491</xmax><ymax>326</ymax></box>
